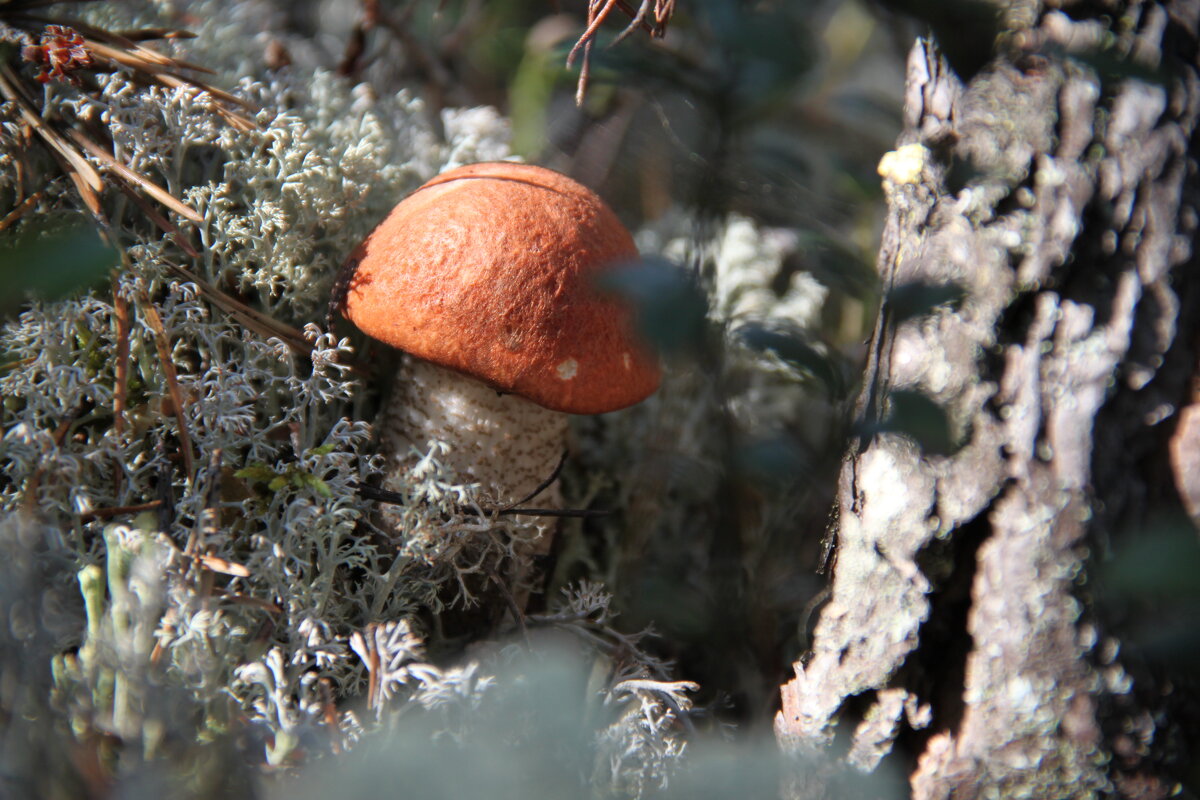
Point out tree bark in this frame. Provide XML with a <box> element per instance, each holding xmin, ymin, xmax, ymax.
<box><xmin>776</xmin><ymin>2</ymin><xmax>1200</xmax><ymax>797</ymax></box>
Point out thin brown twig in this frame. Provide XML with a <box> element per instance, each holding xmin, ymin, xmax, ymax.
<box><xmin>0</xmin><ymin>63</ymin><xmax>104</xmax><ymax>213</ymax></box>
<box><xmin>78</xmin><ymin>499</ymin><xmax>163</xmax><ymax>522</ymax></box>
<box><xmin>111</xmin><ymin>273</ymin><xmax>131</xmax><ymax>494</ymax></box>
<box><xmin>197</xmin><ymin>553</ymin><xmax>251</xmax><ymax>578</ymax></box>
<box><xmin>1</xmin><ymin>60</ymin><xmax>210</xmax><ymax>232</ymax></box>
<box><xmin>0</xmin><ymin>356</ymin><xmax>36</xmax><ymax>375</ymax></box>
<box><xmin>336</xmin><ymin>0</ymin><xmax>379</xmax><ymax>77</ymax></box>
<box><xmin>161</xmin><ymin>261</ymin><xmax>313</xmax><ymax>355</ymax></box>
<box><xmin>66</xmin><ymin>128</ymin><xmax>203</xmax><ymax>224</ymax></box>
<box><xmin>575</xmin><ymin>39</ymin><xmax>593</xmax><ymax>106</ymax></box>
<box><xmin>566</xmin><ymin>0</ymin><xmax>622</xmax><ymax>67</ymax></box>
<box><xmin>566</xmin><ymin>0</ymin><xmax>675</xmax><ymax>104</ymax></box>
<box><xmin>319</xmin><ymin>677</ymin><xmax>342</xmax><ymax>754</ymax></box>
<box><xmin>21</xmin><ymin>403</ymin><xmax>88</xmax><ymax>513</ymax></box>
<box><xmin>13</xmin><ymin>121</ymin><xmax>33</xmax><ymax>204</ymax></box>
<box><xmin>77</xmin><ymin>36</ymin><xmax>256</xmax><ymax>123</ymax></box>
<box><xmin>42</xmin><ymin>134</ymin><xmax>104</xmax><ymax>217</ymax></box>
<box><xmin>503</xmin><ymin>451</ymin><xmax>568</xmax><ymax>510</ymax></box>
<box><xmin>0</xmin><ymin>190</ymin><xmax>44</xmax><ymax>232</ymax></box>
<box><xmin>3</xmin><ymin>12</ymin><xmax>256</xmax><ymax>239</ymax></box>
<box><xmin>110</xmin><ymin>181</ymin><xmax>201</xmax><ymax>258</ymax></box>
<box><xmin>613</xmin><ymin>0</ymin><xmax>673</xmax><ymax>41</ymax></box>
<box><xmin>113</xmin><ymin>27</ymin><xmax>198</xmax><ymax>43</ymax></box>
<box><xmin>352</xmin><ymin>627</ymin><xmax>383</xmax><ymax>712</ymax></box>
<box><xmin>16</xmin><ymin>15</ymin><xmax>216</xmax><ymax>76</ymax></box>
<box><xmin>137</xmin><ymin>290</ymin><xmax>195</xmax><ymax>483</ymax></box>
<box><xmin>112</xmin><ymin>277</ymin><xmax>131</xmax><ymax>437</ymax></box>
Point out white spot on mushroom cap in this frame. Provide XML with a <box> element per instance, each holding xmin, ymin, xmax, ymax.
<box><xmin>622</xmin><ymin>353</ymin><xmax>632</xmax><ymax>370</ymax></box>
<box><xmin>556</xmin><ymin>358</ymin><xmax>578</xmax><ymax>380</ymax></box>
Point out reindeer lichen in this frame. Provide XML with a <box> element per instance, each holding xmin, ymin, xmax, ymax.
<box><xmin>0</xmin><ymin>1</ymin><xmax>836</xmax><ymax>795</ymax></box>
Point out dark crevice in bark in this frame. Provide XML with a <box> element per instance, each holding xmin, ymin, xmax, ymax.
<box><xmin>1088</xmin><ymin>218</ymin><xmax>1200</xmax><ymax>799</ymax></box>
<box><xmin>991</xmin><ymin>261</ymin><xmax>1041</xmax><ymax>348</ymax></box>
<box><xmin>892</xmin><ymin>503</ymin><xmax>997</xmax><ymax>763</ymax></box>
<box><xmin>1085</xmin><ymin>4</ymin><xmax>1200</xmax><ymax>790</ymax></box>
<box><xmin>989</xmin><ymin>169</ymin><xmax>1036</xmax><ymax>220</ymax></box>
<box><xmin>979</xmin><ymin>339</ymin><xmax>1011</xmax><ymax>418</ymax></box>
<box><xmin>828</xmin><ymin>688</ymin><xmax>879</xmax><ymax>760</ymax></box>
<box><xmin>942</xmin><ymin>150</ymin><xmax>998</xmax><ymax>199</ymax></box>
<box><xmin>1057</xmin><ymin>204</ymin><xmax>1122</xmax><ymax>323</ymax></box>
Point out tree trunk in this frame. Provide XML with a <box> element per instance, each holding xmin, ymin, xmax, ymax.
<box><xmin>776</xmin><ymin>3</ymin><xmax>1200</xmax><ymax>797</ymax></box>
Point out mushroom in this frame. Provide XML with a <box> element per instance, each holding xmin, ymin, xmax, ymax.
<box><xmin>332</xmin><ymin>161</ymin><xmax>661</xmax><ymax>533</ymax></box>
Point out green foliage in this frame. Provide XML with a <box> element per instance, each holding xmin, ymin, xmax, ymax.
<box><xmin>793</xmin><ymin>232</ymin><xmax>878</xmax><ymax>300</ymax></box>
<box><xmin>235</xmin><ymin>453</ymin><xmax>334</xmax><ymax>498</ymax></box>
<box><xmin>597</xmin><ymin>257</ymin><xmax>709</xmax><ymax>358</ymax></box>
<box><xmin>865</xmin><ymin>389</ymin><xmax>958</xmax><ymax>456</ymax></box>
<box><xmin>0</xmin><ymin>222</ymin><xmax>117</xmax><ymax>318</ymax></box>
<box><xmin>1058</xmin><ymin>42</ymin><xmax>1173</xmax><ymax>89</ymax></box>
<box><xmin>887</xmin><ymin>281</ymin><xmax>965</xmax><ymax>326</ymax></box>
<box><xmin>1103</xmin><ymin>519</ymin><xmax>1200</xmax><ymax>600</ymax></box>
<box><xmin>734</xmin><ymin>436</ymin><xmax>813</xmax><ymax>488</ymax></box>
<box><xmin>738</xmin><ymin>323</ymin><xmax>846</xmax><ymax>397</ymax></box>
<box><xmin>1099</xmin><ymin>516</ymin><xmax>1200</xmax><ymax>667</ymax></box>
<box><xmin>585</xmin><ymin>0</ymin><xmax>816</xmax><ymax>127</ymax></box>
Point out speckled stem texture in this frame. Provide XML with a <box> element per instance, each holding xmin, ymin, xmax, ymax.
<box><xmin>381</xmin><ymin>356</ymin><xmax>569</xmax><ymax>511</ymax></box>
<box><xmin>377</xmin><ymin>357</ymin><xmax>569</xmax><ymax>617</ymax></box>
<box><xmin>777</xmin><ymin>3</ymin><xmax>1200</xmax><ymax>798</ymax></box>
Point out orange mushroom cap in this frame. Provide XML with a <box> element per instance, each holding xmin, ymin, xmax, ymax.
<box><xmin>334</xmin><ymin>162</ymin><xmax>662</xmax><ymax>414</ymax></box>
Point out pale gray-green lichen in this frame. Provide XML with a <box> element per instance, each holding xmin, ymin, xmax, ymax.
<box><xmin>0</xmin><ymin>1</ymin><xmax>838</xmax><ymax>794</ymax></box>
<box><xmin>0</xmin><ymin>0</ymin><xmax>710</xmax><ymax>793</ymax></box>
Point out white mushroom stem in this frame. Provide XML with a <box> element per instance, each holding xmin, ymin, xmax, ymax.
<box><xmin>380</xmin><ymin>355</ymin><xmax>569</xmax><ymax>515</ymax></box>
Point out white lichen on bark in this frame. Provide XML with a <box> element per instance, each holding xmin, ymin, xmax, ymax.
<box><xmin>779</xmin><ymin>5</ymin><xmax>1200</xmax><ymax>796</ymax></box>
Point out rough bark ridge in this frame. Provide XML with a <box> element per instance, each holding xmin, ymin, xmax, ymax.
<box><xmin>776</xmin><ymin>2</ymin><xmax>1200</xmax><ymax>797</ymax></box>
